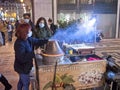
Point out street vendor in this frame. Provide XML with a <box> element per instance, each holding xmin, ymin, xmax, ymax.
<box><xmin>14</xmin><ymin>23</ymin><xmax>48</xmax><ymax>90</ymax></box>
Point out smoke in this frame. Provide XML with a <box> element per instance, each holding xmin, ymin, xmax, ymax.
<box><xmin>50</xmin><ymin>19</ymin><xmax>97</xmax><ymax>44</ymax></box>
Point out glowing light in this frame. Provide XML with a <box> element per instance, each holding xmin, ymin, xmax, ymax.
<box><xmin>65</xmin><ymin>14</ymin><xmax>70</xmax><ymax>22</ymax></box>
<box><xmin>20</xmin><ymin>0</ymin><xmax>24</xmax><ymax>3</ymax></box>
<box><xmin>23</xmin><ymin>7</ymin><xmax>26</xmax><ymax>13</ymax></box>
<box><xmin>88</xmin><ymin>18</ymin><xmax>96</xmax><ymax>27</ymax></box>
<box><xmin>0</xmin><ymin>8</ymin><xmax>3</xmax><ymax>10</ymax></box>
<box><xmin>4</xmin><ymin>12</ymin><xmax>7</xmax><ymax>17</ymax></box>
<box><xmin>5</xmin><ymin>10</ymin><xmax>8</xmax><ymax>12</ymax></box>
<box><xmin>11</xmin><ymin>13</ymin><xmax>16</xmax><ymax>18</ymax></box>
<box><xmin>22</xmin><ymin>3</ymin><xmax>25</xmax><ymax>7</ymax></box>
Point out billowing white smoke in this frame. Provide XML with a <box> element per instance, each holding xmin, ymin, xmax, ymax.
<box><xmin>50</xmin><ymin>18</ymin><xmax>97</xmax><ymax>44</ymax></box>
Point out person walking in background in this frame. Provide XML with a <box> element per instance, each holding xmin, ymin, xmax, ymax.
<box><xmin>7</xmin><ymin>21</ymin><xmax>14</xmax><ymax>42</ymax></box>
<box><xmin>15</xmin><ymin>20</ymin><xmax>19</xmax><ymax>30</ymax></box>
<box><xmin>14</xmin><ymin>23</ymin><xmax>48</xmax><ymax>90</ymax></box>
<box><xmin>48</xmin><ymin>18</ymin><xmax>58</xmax><ymax>35</ymax></box>
<box><xmin>0</xmin><ymin>19</ymin><xmax>6</xmax><ymax>45</ymax></box>
<box><xmin>0</xmin><ymin>74</ymin><xmax>12</xmax><ymax>90</ymax></box>
<box><xmin>23</xmin><ymin>13</ymin><xmax>35</xmax><ymax>34</ymax></box>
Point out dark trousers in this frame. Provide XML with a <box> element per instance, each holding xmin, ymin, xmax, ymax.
<box><xmin>8</xmin><ymin>31</ymin><xmax>13</xmax><ymax>42</ymax></box>
<box><xmin>0</xmin><ymin>74</ymin><xmax>12</xmax><ymax>90</ymax></box>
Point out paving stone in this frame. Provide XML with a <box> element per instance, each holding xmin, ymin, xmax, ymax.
<box><xmin>0</xmin><ymin>39</ymin><xmax>18</xmax><ymax>90</ymax></box>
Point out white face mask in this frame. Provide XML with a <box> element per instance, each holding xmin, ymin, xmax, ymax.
<box><xmin>24</xmin><ymin>19</ymin><xmax>29</xmax><ymax>23</ymax></box>
<box><xmin>27</xmin><ymin>31</ymin><xmax>32</xmax><ymax>37</ymax></box>
<box><xmin>39</xmin><ymin>23</ymin><xmax>45</xmax><ymax>28</ymax></box>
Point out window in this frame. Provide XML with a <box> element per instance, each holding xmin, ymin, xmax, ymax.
<box><xmin>58</xmin><ymin>0</ymin><xmax>76</xmax><ymax>4</ymax></box>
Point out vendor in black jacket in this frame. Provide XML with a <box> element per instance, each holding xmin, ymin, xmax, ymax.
<box><xmin>14</xmin><ymin>23</ymin><xmax>48</xmax><ymax>90</ymax></box>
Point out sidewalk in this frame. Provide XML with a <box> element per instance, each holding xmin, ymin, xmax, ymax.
<box><xmin>0</xmin><ymin>41</ymin><xmax>18</xmax><ymax>90</ymax></box>
<box><xmin>1</xmin><ymin>37</ymin><xmax>120</xmax><ymax>90</ymax></box>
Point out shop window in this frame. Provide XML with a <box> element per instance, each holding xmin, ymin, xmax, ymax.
<box><xmin>57</xmin><ymin>0</ymin><xmax>117</xmax><ymax>39</ymax></box>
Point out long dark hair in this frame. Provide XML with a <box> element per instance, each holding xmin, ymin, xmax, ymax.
<box><xmin>36</xmin><ymin>17</ymin><xmax>50</xmax><ymax>31</ymax></box>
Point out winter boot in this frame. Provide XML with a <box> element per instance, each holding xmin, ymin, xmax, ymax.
<box><xmin>0</xmin><ymin>74</ymin><xmax>12</xmax><ymax>90</ymax></box>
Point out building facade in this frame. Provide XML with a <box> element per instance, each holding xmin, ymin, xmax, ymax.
<box><xmin>32</xmin><ymin>0</ymin><xmax>120</xmax><ymax>39</ymax></box>
<box><xmin>0</xmin><ymin>0</ymin><xmax>32</xmax><ymax>20</ymax></box>
<box><xmin>0</xmin><ymin>0</ymin><xmax>119</xmax><ymax>39</ymax></box>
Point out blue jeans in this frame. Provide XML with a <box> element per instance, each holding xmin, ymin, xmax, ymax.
<box><xmin>17</xmin><ymin>74</ymin><xmax>30</xmax><ymax>90</ymax></box>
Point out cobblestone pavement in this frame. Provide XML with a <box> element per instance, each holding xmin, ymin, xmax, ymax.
<box><xmin>0</xmin><ymin>40</ymin><xmax>18</xmax><ymax>90</ymax></box>
<box><xmin>1</xmin><ymin>37</ymin><xmax>120</xmax><ymax>90</ymax></box>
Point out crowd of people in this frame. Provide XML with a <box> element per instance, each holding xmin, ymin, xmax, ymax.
<box><xmin>0</xmin><ymin>14</ymin><xmax>58</xmax><ymax>46</ymax></box>
<box><xmin>0</xmin><ymin>13</ymin><xmax>58</xmax><ymax>90</ymax></box>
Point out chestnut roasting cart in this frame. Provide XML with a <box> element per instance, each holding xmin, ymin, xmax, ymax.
<box><xmin>35</xmin><ymin>43</ymin><xmax>107</xmax><ymax>90</ymax></box>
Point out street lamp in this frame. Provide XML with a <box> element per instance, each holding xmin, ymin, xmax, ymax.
<box><xmin>0</xmin><ymin>8</ymin><xmax>3</xmax><ymax>10</ymax></box>
<box><xmin>20</xmin><ymin>0</ymin><xmax>24</xmax><ymax>3</ymax></box>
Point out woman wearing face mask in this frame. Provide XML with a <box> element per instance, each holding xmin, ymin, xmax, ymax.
<box><xmin>14</xmin><ymin>23</ymin><xmax>48</xmax><ymax>90</ymax></box>
<box><xmin>34</xmin><ymin>17</ymin><xmax>52</xmax><ymax>40</ymax></box>
<box><xmin>34</xmin><ymin>17</ymin><xmax>52</xmax><ymax>50</ymax></box>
